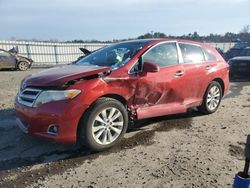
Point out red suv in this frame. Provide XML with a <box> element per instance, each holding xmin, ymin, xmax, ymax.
<box><xmin>15</xmin><ymin>39</ymin><xmax>229</xmax><ymax>151</ymax></box>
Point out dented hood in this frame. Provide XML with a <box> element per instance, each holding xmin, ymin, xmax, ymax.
<box><xmin>24</xmin><ymin>65</ymin><xmax>110</xmax><ymax>87</ymax></box>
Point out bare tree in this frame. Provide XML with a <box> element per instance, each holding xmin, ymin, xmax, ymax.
<box><xmin>240</xmin><ymin>25</ymin><xmax>250</xmax><ymax>33</ymax></box>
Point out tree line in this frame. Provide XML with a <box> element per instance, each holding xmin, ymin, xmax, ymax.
<box><xmin>12</xmin><ymin>25</ymin><xmax>250</xmax><ymax>43</ymax></box>
<box><xmin>70</xmin><ymin>25</ymin><xmax>250</xmax><ymax>43</ymax></box>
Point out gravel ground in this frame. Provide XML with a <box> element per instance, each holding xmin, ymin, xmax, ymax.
<box><xmin>0</xmin><ymin>69</ymin><xmax>250</xmax><ymax>188</ymax></box>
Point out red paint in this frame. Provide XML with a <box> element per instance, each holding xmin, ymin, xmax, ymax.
<box><xmin>15</xmin><ymin>39</ymin><xmax>229</xmax><ymax>144</ymax></box>
<box><xmin>24</xmin><ymin>65</ymin><xmax>110</xmax><ymax>87</ymax></box>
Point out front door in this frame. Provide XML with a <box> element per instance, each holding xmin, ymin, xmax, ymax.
<box><xmin>0</xmin><ymin>50</ymin><xmax>16</xmax><ymax>68</ymax></box>
<box><xmin>133</xmin><ymin>42</ymin><xmax>187</xmax><ymax>119</ymax></box>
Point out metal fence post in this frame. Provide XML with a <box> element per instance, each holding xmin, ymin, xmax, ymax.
<box><xmin>54</xmin><ymin>45</ymin><xmax>58</xmax><ymax>65</ymax></box>
<box><xmin>26</xmin><ymin>44</ymin><xmax>31</xmax><ymax>59</ymax></box>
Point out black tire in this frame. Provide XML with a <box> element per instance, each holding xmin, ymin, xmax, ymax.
<box><xmin>17</xmin><ymin>61</ymin><xmax>29</xmax><ymax>71</ymax></box>
<box><xmin>198</xmin><ymin>81</ymin><xmax>222</xmax><ymax>114</ymax></box>
<box><xmin>78</xmin><ymin>97</ymin><xmax>128</xmax><ymax>151</ymax></box>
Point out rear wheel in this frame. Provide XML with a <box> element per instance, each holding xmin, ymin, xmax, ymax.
<box><xmin>78</xmin><ymin>98</ymin><xmax>128</xmax><ymax>151</ymax></box>
<box><xmin>198</xmin><ymin>81</ymin><xmax>222</xmax><ymax>114</ymax></box>
<box><xmin>17</xmin><ymin>61</ymin><xmax>29</xmax><ymax>71</ymax></box>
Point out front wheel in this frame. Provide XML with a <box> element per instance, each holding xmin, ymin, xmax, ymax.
<box><xmin>17</xmin><ymin>61</ymin><xmax>29</xmax><ymax>71</ymax></box>
<box><xmin>198</xmin><ymin>81</ymin><xmax>222</xmax><ymax>114</ymax></box>
<box><xmin>78</xmin><ymin>98</ymin><xmax>128</xmax><ymax>151</ymax></box>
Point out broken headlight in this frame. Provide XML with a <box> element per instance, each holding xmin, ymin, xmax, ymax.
<box><xmin>33</xmin><ymin>89</ymin><xmax>81</xmax><ymax>107</ymax></box>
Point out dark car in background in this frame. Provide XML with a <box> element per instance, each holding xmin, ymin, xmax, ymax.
<box><xmin>225</xmin><ymin>42</ymin><xmax>250</xmax><ymax>61</ymax></box>
<box><xmin>228</xmin><ymin>47</ymin><xmax>250</xmax><ymax>80</ymax></box>
<box><xmin>0</xmin><ymin>47</ymin><xmax>33</xmax><ymax>71</ymax></box>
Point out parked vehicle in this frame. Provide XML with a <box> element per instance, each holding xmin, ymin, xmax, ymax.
<box><xmin>15</xmin><ymin>39</ymin><xmax>229</xmax><ymax>151</ymax></box>
<box><xmin>224</xmin><ymin>42</ymin><xmax>250</xmax><ymax>61</ymax></box>
<box><xmin>228</xmin><ymin>47</ymin><xmax>250</xmax><ymax>80</ymax></box>
<box><xmin>0</xmin><ymin>47</ymin><xmax>33</xmax><ymax>71</ymax></box>
<box><xmin>216</xmin><ymin>47</ymin><xmax>225</xmax><ymax>59</ymax></box>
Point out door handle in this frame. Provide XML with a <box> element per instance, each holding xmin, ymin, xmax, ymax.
<box><xmin>175</xmin><ymin>71</ymin><xmax>184</xmax><ymax>77</ymax></box>
<box><xmin>206</xmin><ymin>65</ymin><xmax>211</xmax><ymax>70</ymax></box>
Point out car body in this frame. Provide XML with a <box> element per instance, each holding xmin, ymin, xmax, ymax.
<box><xmin>228</xmin><ymin>47</ymin><xmax>250</xmax><ymax>80</ymax></box>
<box><xmin>224</xmin><ymin>42</ymin><xmax>250</xmax><ymax>61</ymax></box>
<box><xmin>15</xmin><ymin>39</ymin><xmax>229</xmax><ymax>151</ymax></box>
<box><xmin>0</xmin><ymin>47</ymin><xmax>33</xmax><ymax>71</ymax></box>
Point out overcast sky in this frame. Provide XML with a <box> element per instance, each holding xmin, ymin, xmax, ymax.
<box><xmin>0</xmin><ymin>0</ymin><xmax>249</xmax><ymax>41</ymax></box>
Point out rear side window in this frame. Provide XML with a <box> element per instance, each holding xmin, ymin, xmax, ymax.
<box><xmin>179</xmin><ymin>43</ymin><xmax>205</xmax><ymax>63</ymax></box>
<box><xmin>142</xmin><ymin>42</ymin><xmax>178</xmax><ymax>67</ymax></box>
<box><xmin>203</xmin><ymin>49</ymin><xmax>217</xmax><ymax>61</ymax></box>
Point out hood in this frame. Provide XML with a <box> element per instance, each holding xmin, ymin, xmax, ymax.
<box><xmin>23</xmin><ymin>65</ymin><xmax>110</xmax><ymax>87</ymax></box>
<box><xmin>17</xmin><ymin>55</ymin><xmax>33</xmax><ymax>63</ymax></box>
<box><xmin>230</xmin><ymin>56</ymin><xmax>250</xmax><ymax>61</ymax></box>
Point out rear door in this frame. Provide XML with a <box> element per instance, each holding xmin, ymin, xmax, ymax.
<box><xmin>133</xmin><ymin>42</ymin><xmax>187</xmax><ymax>119</ymax></box>
<box><xmin>0</xmin><ymin>50</ymin><xmax>16</xmax><ymax>68</ymax></box>
<box><xmin>178</xmin><ymin>43</ymin><xmax>211</xmax><ymax>106</ymax></box>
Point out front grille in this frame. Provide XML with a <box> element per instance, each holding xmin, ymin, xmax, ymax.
<box><xmin>17</xmin><ymin>88</ymin><xmax>42</xmax><ymax>107</ymax></box>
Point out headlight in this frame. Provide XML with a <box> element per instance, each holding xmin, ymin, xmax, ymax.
<box><xmin>33</xmin><ymin>89</ymin><xmax>81</xmax><ymax>107</ymax></box>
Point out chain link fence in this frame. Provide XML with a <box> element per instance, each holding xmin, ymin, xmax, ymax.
<box><xmin>0</xmin><ymin>40</ymin><xmax>235</xmax><ymax>67</ymax></box>
<box><xmin>0</xmin><ymin>40</ymin><xmax>108</xmax><ymax>67</ymax></box>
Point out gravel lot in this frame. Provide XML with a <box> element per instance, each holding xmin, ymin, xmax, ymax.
<box><xmin>0</xmin><ymin>68</ymin><xmax>250</xmax><ymax>188</ymax></box>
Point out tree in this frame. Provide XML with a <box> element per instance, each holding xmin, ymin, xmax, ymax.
<box><xmin>239</xmin><ymin>25</ymin><xmax>250</xmax><ymax>34</ymax></box>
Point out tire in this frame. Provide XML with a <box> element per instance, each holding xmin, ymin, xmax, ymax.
<box><xmin>198</xmin><ymin>81</ymin><xmax>222</xmax><ymax>114</ymax></box>
<box><xmin>78</xmin><ymin>97</ymin><xmax>128</xmax><ymax>151</ymax></box>
<box><xmin>17</xmin><ymin>61</ymin><xmax>29</xmax><ymax>71</ymax></box>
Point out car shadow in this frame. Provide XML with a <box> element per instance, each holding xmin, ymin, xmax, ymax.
<box><xmin>0</xmin><ymin>107</ymin><xmax>203</xmax><ymax>172</ymax></box>
<box><xmin>0</xmin><ymin>68</ymin><xmax>17</xmax><ymax>71</ymax></box>
<box><xmin>225</xmin><ymin>81</ymin><xmax>250</xmax><ymax>98</ymax></box>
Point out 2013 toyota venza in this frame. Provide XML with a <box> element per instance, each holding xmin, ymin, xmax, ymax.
<box><xmin>15</xmin><ymin>39</ymin><xmax>229</xmax><ymax>151</ymax></box>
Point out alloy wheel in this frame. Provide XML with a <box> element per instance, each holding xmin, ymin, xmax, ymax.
<box><xmin>92</xmin><ymin>107</ymin><xmax>124</xmax><ymax>145</ymax></box>
<box><xmin>19</xmin><ymin>62</ymin><xmax>28</xmax><ymax>70</ymax></box>
<box><xmin>206</xmin><ymin>85</ymin><xmax>221</xmax><ymax>111</ymax></box>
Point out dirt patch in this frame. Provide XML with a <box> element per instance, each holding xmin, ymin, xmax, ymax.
<box><xmin>229</xmin><ymin>144</ymin><xmax>244</xmax><ymax>160</ymax></box>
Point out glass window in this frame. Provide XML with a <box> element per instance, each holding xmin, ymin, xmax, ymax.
<box><xmin>76</xmin><ymin>40</ymin><xmax>151</xmax><ymax>70</ymax></box>
<box><xmin>179</xmin><ymin>43</ymin><xmax>205</xmax><ymax>63</ymax></box>
<box><xmin>0</xmin><ymin>50</ymin><xmax>11</xmax><ymax>57</ymax></box>
<box><xmin>142</xmin><ymin>42</ymin><xmax>178</xmax><ymax>67</ymax></box>
<box><xmin>203</xmin><ymin>49</ymin><xmax>217</xmax><ymax>61</ymax></box>
<box><xmin>129</xmin><ymin>61</ymin><xmax>142</xmax><ymax>74</ymax></box>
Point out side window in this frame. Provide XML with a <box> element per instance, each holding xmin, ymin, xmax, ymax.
<box><xmin>203</xmin><ymin>48</ymin><xmax>217</xmax><ymax>61</ymax></box>
<box><xmin>0</xmin><ymin>51</ymin><xmax>11</xmax><ymax>57</ymax></box>
<box><xmin>179</xmin><ymin>43</ymin><xmax>205</xmax><ymax>63</ymax></box>
<box><xmin>129</xmin><ymin>61</ymin><xmax>142</xmax><ymax>74</ymax></box>
<box><xmin>142</xmin><ymin>42</ymin><xmax>178</xmax><ymax>67</ymax></box>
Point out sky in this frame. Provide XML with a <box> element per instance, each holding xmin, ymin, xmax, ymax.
<box><xmin>0</xmin><ymin>0</ymin><xmax>249</xmax><ymax>41</ymax></box>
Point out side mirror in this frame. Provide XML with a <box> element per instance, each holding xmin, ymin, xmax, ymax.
<box><xmin>142</xmin><ymin>62</ymin><xmax>159</xmax><ymax>73</ymax></box>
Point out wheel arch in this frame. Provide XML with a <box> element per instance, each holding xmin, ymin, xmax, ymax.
<box><xmin>212</xmin><ymin>78</ymin><xmax>225</xmax><ymax>96</ymax></box>
<box><xmin>76</xmin><ymin>93</ymin><xmax>129</xmax><ymax>144</ymax></box>
<box><xmin>100</xmin><ymin>94</ymin><xmax>128</xmax><ymax>107</ymax></box>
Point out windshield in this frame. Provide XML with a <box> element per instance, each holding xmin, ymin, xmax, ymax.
<box><xmin>75</xmin><ymin>40</ymin><xmax>151</xmax><ymax>70</ymax></box>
